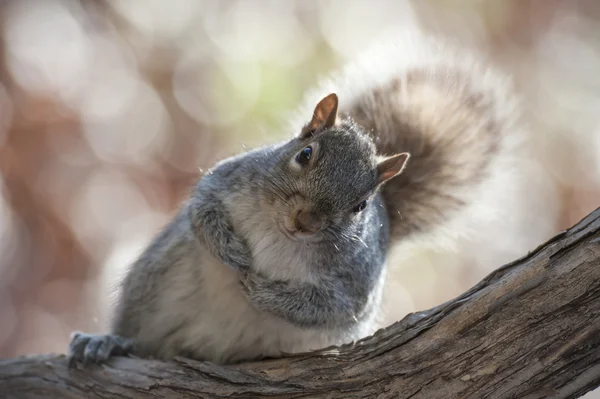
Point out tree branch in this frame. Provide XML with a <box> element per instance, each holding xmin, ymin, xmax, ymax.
<box><xmin>2</xmin><ymin>208</ymin><xmax>600</xmax><ymax>399</ymax></box>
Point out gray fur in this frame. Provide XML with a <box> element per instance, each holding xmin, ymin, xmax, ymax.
<box><xmin>68</xmin><ymin>122</ymin><xmax>393</xmax><ymax>366</ymax></box>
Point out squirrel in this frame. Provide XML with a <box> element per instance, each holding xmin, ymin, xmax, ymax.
<box><xmin>68</xmin><ymin>93</ymin><xmax>410</xmax><ymax>366</ymax></box>
<box><xmin>68</xmin><ymin>32</ymin><xmax>521</xmax><ymax>366</ymax></box>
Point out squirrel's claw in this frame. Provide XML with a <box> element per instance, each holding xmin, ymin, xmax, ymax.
<box><xmin>67</xmin><ymin>331</ymin><xmax>134</xmax><ymax>368</ymax></box>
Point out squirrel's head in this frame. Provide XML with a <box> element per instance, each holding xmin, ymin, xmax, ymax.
<box><xmin>266</xmin><ymin>93</ymin><xmax>410</xmax><ymax>242</ymax></box>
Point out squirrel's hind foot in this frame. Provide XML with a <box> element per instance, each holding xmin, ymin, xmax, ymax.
<box><xmin>67</xmin><ymin>331</ymin><xmax>134</xmax><ymax>368</ymax></box>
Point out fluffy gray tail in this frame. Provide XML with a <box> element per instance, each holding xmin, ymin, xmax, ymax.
<box><xmin>347</xmin><ymin>68</ymin><xmax>520</xmax><ymax>242</ymax></box>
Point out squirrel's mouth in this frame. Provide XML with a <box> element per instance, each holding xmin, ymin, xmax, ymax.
<box><xmin>279</xmin><ymin>225</ymin><xmax>297</xmax><ymax>241</ymax></box>
<box><xmin>278</xmin><ymin>221</ymin><xmax>324</xmax><ymax>243</ymax></box>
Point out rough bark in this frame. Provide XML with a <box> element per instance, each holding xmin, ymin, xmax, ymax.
<box><xmin>1</xmin><ymin>209</ymin><xmax>600</xmax><ymax>399</ymax></box>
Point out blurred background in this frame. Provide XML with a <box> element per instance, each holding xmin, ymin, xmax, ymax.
<box><xmin>0</xmin><ymin>0</ymin><xmax>599</xmax><ymax>392</ymax></box>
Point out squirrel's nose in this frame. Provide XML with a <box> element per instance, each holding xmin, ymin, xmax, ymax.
<box><xmin>293</xmin><ymin>209</ymin><xmax>324</xmax><ymax>233</ymax></box>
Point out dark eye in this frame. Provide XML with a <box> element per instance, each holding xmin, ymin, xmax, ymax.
<box><xmin>295</xmin><ymin>146</ymin><xmax>313</xmax><ymax>166</ymax></box>
<box><xmin>353</xmin><ymin>200</ymin><xmax>368</xmax><ymax>213</ymax></box>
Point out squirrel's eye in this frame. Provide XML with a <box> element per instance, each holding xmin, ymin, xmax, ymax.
<box><xmin>353</xmin><ymin>200</ymin><xmax>368</xmax><ymax>213</ymax></box>
<box><xmin>295</xmin><ymin>146</ymin><xmax>313</xmax><ymax>166</ymax></box>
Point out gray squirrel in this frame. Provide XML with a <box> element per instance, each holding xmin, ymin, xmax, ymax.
<box><xmin>68</xmin><ymin>93</ymin><xmax>409</xmax><ymax>365</ymax></box>
<box><xmin>68</xmin><ymin>33</ymin><xmax>520</xmax><ymax>366</ymax></box>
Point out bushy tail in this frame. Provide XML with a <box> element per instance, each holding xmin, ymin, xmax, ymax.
<box><xmin>349</xmin><ymin>66</ymin><xmax>519</xmax><ymax>243</ymax></box>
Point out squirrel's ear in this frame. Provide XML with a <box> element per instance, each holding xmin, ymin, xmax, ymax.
<box><xmin>300</xmin><ymin>93</ymin><xmax>339</xmax><ymax>139</ymax></box>
<box><xmin>376</xmin><ymin>153</ymin><xmax>410</xmax><ymax>185</ymax></box>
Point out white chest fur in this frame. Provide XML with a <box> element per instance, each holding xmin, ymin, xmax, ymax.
<box><xmin>247</xmin><ymin>224</ymin><xmax>317</xmax><ymax>282</ymax></box>
<box><xmin>228</xmin><ymin>194</ymin><xmax>317</xmax><ymax>282</ymax></box>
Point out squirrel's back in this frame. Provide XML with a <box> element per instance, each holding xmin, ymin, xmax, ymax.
<box><xmin>295</xmin><ymin>32</ymin><xmax>524</xmax><ymax>249</ymax></box>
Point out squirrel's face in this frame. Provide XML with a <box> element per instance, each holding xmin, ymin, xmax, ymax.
<box><xmin>265</xmin><ymin>93</ymin><xmax>410</xmax><ymax>242</ymax></box>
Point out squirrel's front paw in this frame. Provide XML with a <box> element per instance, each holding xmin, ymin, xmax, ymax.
<box><xmin>239</xmin><ymin>269</ymin><xmax>269</xmax><ymax>296</ymax></box>
<box><xmin>68</xmin><ymin>331</ymin><xmax>134</xmax><ymax>368</ymax></box>
<box><xmin>239</xmin><ymin>270</ymin><xmax>253</xmax><ymax>295</ymax></box>
<box><xmin>221</xmin><ymin>234</ymin><xmax>252</xmax><ymax>271</ymax></box>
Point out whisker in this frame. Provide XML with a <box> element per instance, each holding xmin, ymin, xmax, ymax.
<box><xmin>356</xmin><ymin>236</ymin><xmax>369</xmax><ymax>249</ymax></box>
